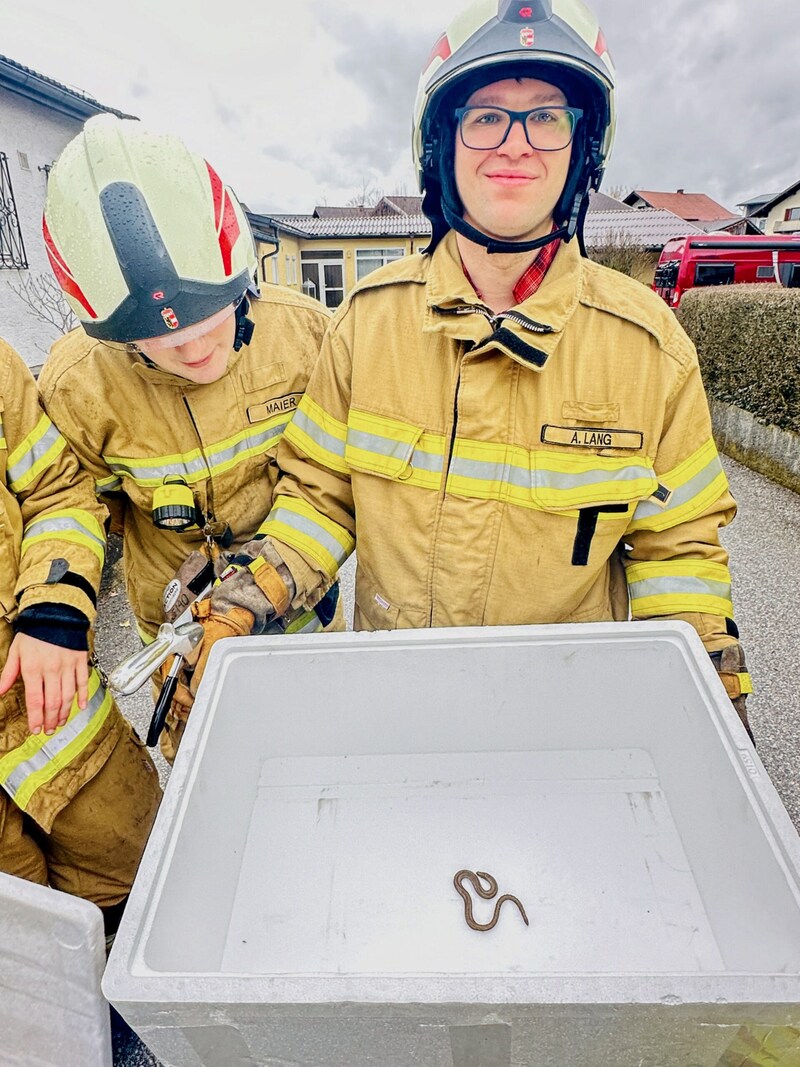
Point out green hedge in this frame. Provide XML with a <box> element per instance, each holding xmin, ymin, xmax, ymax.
<box><xmin>678</xmin><ymin>285</ymin><xmax>800</xmax><ymax>434</ymax></box>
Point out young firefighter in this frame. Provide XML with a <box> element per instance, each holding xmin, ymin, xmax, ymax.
<box><xmin>196</xmin><ymin>0</ymin><xmax>752</xmax><ymax>730</ymax></box>
<box><xmin>40</xmin><ymin>115</ymin><xmax>340</xmax><ymax>761</ymax></box>
<box><xmin>0</xmin><ymin>339</ymin><xmax>160</xmax><ymax>930</ymax></box>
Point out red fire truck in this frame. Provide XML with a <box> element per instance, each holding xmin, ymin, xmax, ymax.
<box><xmin>653</xmin><ymin>233</ymin><xmax>800</xmax><ymax>308</ymax></box>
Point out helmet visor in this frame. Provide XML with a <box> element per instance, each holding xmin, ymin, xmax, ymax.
<box><xmin>133</xmin><ymin>303</ymin><xmax>235</xmax><ymax>353</ymax></box>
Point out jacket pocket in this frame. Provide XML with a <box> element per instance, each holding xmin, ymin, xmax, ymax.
<box><xmin>344</xmin><ymin>409</ymin><xmax>425</xmax><ymax>481</ymax></box>
<box><xmin>530</xmin><ymin>445</ymin><xmax>658</xmax><ymax>512</ymax></box>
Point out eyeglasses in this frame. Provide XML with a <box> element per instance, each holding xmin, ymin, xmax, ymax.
<box><xmin>455</xmin><ymin>105</ymin><xmax>583</xmax><ymax>152</ymax></box>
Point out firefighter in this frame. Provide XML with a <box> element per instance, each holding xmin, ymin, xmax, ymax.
<box><xmin>40</xmin><ymin>115</ymin><xmax>340</xmax><ymax>762</ymax></box>
<box><xmin>204</xmin><ymin>0</ymin><xmax>752</xmax><ymax>730</ymax></box>
<box><xmin>0</xmin><ymin>339</ymin><xmax>160</xmax><ymax>929</ymax></box>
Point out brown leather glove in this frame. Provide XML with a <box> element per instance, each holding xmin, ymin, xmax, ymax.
<box><xmin>711</xmin><ymin>642</ymin><xmax>754</xmax><ymax>742</ymax></box>
<box><xmin>188</xmin><ymin>600</ymin><xmax>255</xmax><ymax>697</ymax></box>
<box><xmin>208</xmin><ymin>540</ymin><xmax>295</xmax><ymax>633</ymax></box>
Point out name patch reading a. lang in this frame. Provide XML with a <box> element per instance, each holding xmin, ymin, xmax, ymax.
<box><xmin>247</xmin><ymin>393</ymin><xmax>301</xmax><ymax>423</ymax></box>
<box><xmin>541</xmin><ymin>425</ymin><xmax>644</xmax><ymax>450</ymax></box>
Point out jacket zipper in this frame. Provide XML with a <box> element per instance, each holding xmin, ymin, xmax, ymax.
<box><xmin>434</xmin><ymin>303</ymin><xmax>554</xmax><ymax>335</ymax></box>
<box><xmin>428</xmin><ymin>357</ymin><xmax>462</xmax><ymax>627</ymax></box>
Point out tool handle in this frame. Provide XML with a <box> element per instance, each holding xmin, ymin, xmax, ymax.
<box><xmin>146</xmin><ymin>655</ymin><xmax>183</xmax><ymax>747</ymax></box>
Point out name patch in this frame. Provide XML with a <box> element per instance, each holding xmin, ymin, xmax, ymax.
<box><xmin>541</xmin><ymin>425</ymin><xmax>644</xmax><ymax>450</ymax></box>
<box><xmin>247</xmin><ymin>392</ymin><xmax>301</xmax><ymax>424</ymax></box>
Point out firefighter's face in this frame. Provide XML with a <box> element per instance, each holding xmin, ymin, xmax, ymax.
<box><xmin>454</xmin><ymin>77</ymin><xmax>572</xmax><ymax>245</ymax></box>
<box><xmin>135</xmin><ymin>308</ymin><xmax>236</xmax><ymax>383</ymax></box>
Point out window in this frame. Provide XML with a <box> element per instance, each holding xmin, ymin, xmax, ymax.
<box><xmin>356</xmin><ymin>247</ymin><xmax>405</xmax><ymax>281</ymax></box>
<box><xmin>16</xmin><ymin>150</ymin><xmax>29</xmax><ymax>172</ymax></box>
<box><xmin>0</xmin><ymin>152</ymin><xmax>28</xmax><ymax>269</ymax></box>
<box><xmin>756</xmin><ymin>265</ymin><xmax>777</xmax><ymax>279</ymax></box>
<box><xmin>694</xmin><ymin>263</ymin><xmax>735</xmax><ymax>287</ymax></box>
<box><xmin>784</xmin><ymin>207</ymin><xmax>800</xmax><ymax>221</ymax></box>
<box><xmin>301</xmin><ymin>250</ymin><xmax>344</xmax><ymax>308</ymax></box>
<box><xmin>270</xmin><ymin>256</ymin><xmax>279</xmax><ymax>284</ymax></box>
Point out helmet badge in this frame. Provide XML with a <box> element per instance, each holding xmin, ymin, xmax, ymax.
<box><xmin>519</xmin><ymin>26</ymin><xmax>535</xmax><ymax>47</ymax></box>
<box><xmin>161</xmin><ymin>307</ymin><xmax>180</xmax><ymax>330</ymax></box>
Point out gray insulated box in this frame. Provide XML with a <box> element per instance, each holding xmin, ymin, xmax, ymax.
<box><xmin>103</xmin><ymin>622</ymin><xmax>800</xmax><ymax>1067</ymax></box>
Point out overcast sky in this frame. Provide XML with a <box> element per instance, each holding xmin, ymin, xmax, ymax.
<box><xmin>2</xmin><ymin>1</ymin><xmax>798</xmax><ymax>215</ymax></box>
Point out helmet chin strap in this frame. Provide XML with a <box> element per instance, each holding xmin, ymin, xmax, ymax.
<box><xmin>442</xmin><ymin>199</ymin><xmax>569</xmax><ymax>255</ymax></box>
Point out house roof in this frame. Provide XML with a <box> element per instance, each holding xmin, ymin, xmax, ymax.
<box><xmin>587</xmin><ymin>190</ymin><xmax>632</xmax><ymax>212</ymax></box>
<box><xmin>624</xmin><ymin>189</ymin><xmax>736</xmax><ymax>223</ymax></box>
<box><xmin>0</xmin><ymin>54</ymin><xmax>135</xmax><ymax>121</ymax></box>
<box><xmin>757</xmin><ymin>178</ymin><xmax>800</xmax><ymax>217</ymax></box>
<box><xmin>736</xmin><ymin>192</ymin><xmax>778</xmax><ymax>213</ymax></box>
<box><xmin>584</xmin><ymin>209</ymin><xmax>704</xmax><ymax>249</ymax></box>
<box><xmin>251</xmin><ymin>202</ymin><xmax>697</xmax><ymax>249</ymax></box>
<box><xmin>265</xmin><ymin>212</ymin><xmax>432</xmax><ymax>239</ymax></box>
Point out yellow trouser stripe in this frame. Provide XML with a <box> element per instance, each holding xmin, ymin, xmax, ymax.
<box><xmin>0</xmin><ymin>670</ymin><xmax>113</xmax><ymax>812</ymax></box>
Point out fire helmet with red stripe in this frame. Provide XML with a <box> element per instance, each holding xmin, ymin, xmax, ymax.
<box><xmin>412</xmin><ymin>0</ymin><xmax>616</xmax><ymax>254</ymax></box>
<box><xmin>43</xmin><ymin>115</ymin><xmax>257</xmax><ymax>343</ymax></box>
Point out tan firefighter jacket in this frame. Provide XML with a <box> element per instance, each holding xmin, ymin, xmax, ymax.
<box><xmin>39</xmin><ymin>288</ymin><xmax>331</xmax><ymax>641</ymax></box>
<box><xmin>263</xmin><ymin>232</ymin><xmax>740</xmax><ymax>652</ymax></box>
<box><xmin>0</xmin><ymin>340</ymin><xmax>126</xmax><ymax>830</ymax></box>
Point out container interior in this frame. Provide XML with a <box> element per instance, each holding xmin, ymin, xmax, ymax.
<box><xmin>139</xmin><ymin>628</ymin><xmax>800</xmax><ymax>978</ymax></box>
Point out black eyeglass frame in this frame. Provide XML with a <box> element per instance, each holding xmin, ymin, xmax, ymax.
<box><xmin>454</xmin><ymin>105</ymin><xmax>584</xmax><ymax>152</ymax></box>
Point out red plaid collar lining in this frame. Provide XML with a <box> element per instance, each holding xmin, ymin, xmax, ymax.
<box><xmin>462</xmin><ymin>232</ymin><xmax>561</xmax><ymax>306</ymax></box>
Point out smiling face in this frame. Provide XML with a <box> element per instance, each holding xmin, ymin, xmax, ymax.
<box><xmin>454</xmin><ymin>77</ymin><xmax>572</xmax><ymax>245</ymax></box>
<box><xmin>134</xmin><ymin>305</ymin><xmax>236</xmax><ymax>384</ymax></box>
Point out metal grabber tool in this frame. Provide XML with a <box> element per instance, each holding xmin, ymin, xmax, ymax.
<box><xmin>108</xmin><ymin>619</ymin><xmax>205</xmax><ymax>747</ymax></box>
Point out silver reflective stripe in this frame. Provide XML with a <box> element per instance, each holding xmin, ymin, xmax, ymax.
<box><xmin>22</xmin><ymin>514</ymin><xmax>105</xmax><ymax>553</ymax></box>
<box><xmin>2</xmin><ymin>682</ymin><xmax>107</xmax><ymax>796</ymax></box>
<box><xmin>628</xmin><ymin>575</ymin><xmax>731</xmax><ymax>601</ymax></box>
<box><xmin>105</xmin><ymin>422</ymin><xmax>286</xmax><ymax>484</ymax></box>
<box><xmin>292</xmin><ymin>408</ymin><xmax>346</xmax><ymax>460</ymax></box>
<box><xmin>270</xmin><ymin>508</ymin><xmax>350</xmax><ymax>566</ymax></box>
<box><xmin>8</xmin><ymin>421</ymin><xmax>63</xmax><ymax>487</ymax></box>
<box><xmin>409</xmin><ymin>448</ymin><xmax>444</xmax><ymax>474</ymax></box>
<box><xmin>97</xmin><ymin>476</ymin><xmax>123</xmax><ymax>493</ymax></box>
<box><xmin>633</xmin><ymin>453</ymin><xmax>723</xmax><ymax>522</ymax></box>
<box><xmin>533</xmin><ymin>462</ymin><xmax>653</xmax><ymax>493</ymax></box>
<box><xmin>450</xmin><ymin>455</ymin><xmax>529</xmax><ymax>488</ymax></box>
<box><xmin>347</xmin><ymin>429</ymin><xmax>414</xmax><ymax>463</ymax></box>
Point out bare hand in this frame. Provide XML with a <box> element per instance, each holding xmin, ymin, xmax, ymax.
<box><xmin>0</xmin><ymin>634</ymin><xmax>90</xmax><ymax>736</ymax></box>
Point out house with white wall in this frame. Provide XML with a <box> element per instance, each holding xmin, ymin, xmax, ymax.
<box><xmin>0</xmin><ymin>54</ymin><xmax>134</xmax><ymax>370</ymax></box>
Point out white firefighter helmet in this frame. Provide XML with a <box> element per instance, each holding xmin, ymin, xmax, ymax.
<box><xmin>43</xmin><ymin>114</ymin><xmax>257</xmax><ymax>343</ymax></box>
<box><xmin>412</xmin><ymin>0</ymin><xmax>616</xmax><ymax>253</ymax></box>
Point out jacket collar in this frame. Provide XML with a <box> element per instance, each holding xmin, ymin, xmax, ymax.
<box><xmin>423</xmin><ymin>230</ymin><xmax>584</xmax><ymax>371</ymax></box>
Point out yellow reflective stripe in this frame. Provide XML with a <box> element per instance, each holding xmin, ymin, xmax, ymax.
<box><xmin>629</xmin><ymin>439</ymin><xmax>728</xmax><ymax>532</ymax></box>
<box><xmin>21</xmin><ymin>508</ymin><xmax>106</xmax><ymax>564</ymax></box>
<box><xmin>97</xmin><ymin>473</ymin><xmax>123</xmax><ymax>494</ymax></box>
<box><xmin>284</xmin><ymin>608</ymin><xmax>322</xmax><ymax>634</ymax></box>
<box><xmin>532</xmin><ymin>450</ymin><xmax>656</xmax><ymax>510</ymax></box>
<box><xmin>8</xmin><ymin>415</ymin><xmax>67</xmax><ymax>493</ymax></box>
<box><xmin>627</xmin><ymin>559</ymin><xmax>733</xmax><ymax>618</ymax></box>
<box><xmin>0</xmin><ymin>412</ymin><xmax>5</xmax><ymax>449</ymax></box>
<box><xmin>0</xmin><ymin>670</ymin><xmax>113</xmax><ymax>811</ymax></box>
<box><xmin>137</xmin><ymin>623</ymin><xmax>155</xmax><ymax>645</ymax></box>
<box><xmin>261</xmin><ymin>496</ymin><xmax>354</xmax><ymax>578</ymax></box>
<box><xmin>103</xmin><ymin>412</ymin><xmax>288</xmax><ymax>488</ymax></box>
<box><xmin>284</xmin><ymin>395</ymin><xmax>349</xmax><ymax>474</ymax></box>
<box><xmin>447</xmin><ymin>438</ymin><xmax>530</xmax><ymax>504</ymax></box>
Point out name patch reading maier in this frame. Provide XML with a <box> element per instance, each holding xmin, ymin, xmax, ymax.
<box><xmin>247</xmin><ymin>393</ymin><xmax>301</xmax><ymax>423</ymax></box>
<box><xmin>541</xmin><ymin>425</ymin><xmax>644</xmax><ymax>450</ymax></box>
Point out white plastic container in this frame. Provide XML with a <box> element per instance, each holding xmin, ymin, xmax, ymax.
<box><xmin>0</xmin><ymin>870</ymin><xmax>111</xmax><ymax>1067</ymax></box>
<box><xmin>104</xmin><ymin>622</ymin><xmax>800</xmax><ymax>1067</ymax></box>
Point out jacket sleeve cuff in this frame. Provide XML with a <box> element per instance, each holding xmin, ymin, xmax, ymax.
<box><xmin>14</xmin><ymin>604</ymin><xmax>90</xmax><ymax>651</ymax></box>
<box><xmin>15</xmin><ymin>559</ymin><xmax>98</xmax><ymax>624</ymax></box>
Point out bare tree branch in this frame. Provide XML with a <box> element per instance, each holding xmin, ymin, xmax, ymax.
<box><xmin>8</xmin><ymin>273</ymin><xmax>77</xmax><ymax>352</ymax></box>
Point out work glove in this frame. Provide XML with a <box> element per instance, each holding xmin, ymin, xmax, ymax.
<box><xmin>188</xmin><ymin>600</ymin><xmax>255</xmax><ymax>696</ymax></box>
<box><xmin>710</xmin><ymin>642</ymin><xmax>754</xmax><ymax>742</ymax></box>
<box><xmin>207</xmin><ymin>538</ymin><xmax>295</xmax><ymax>633</ymax></box>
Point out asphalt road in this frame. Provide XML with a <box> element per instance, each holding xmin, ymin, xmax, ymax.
<box><xmin>98</xmin><ymin>455</ymin><xmax>800</xmax><ymax>1065</ymax></box>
